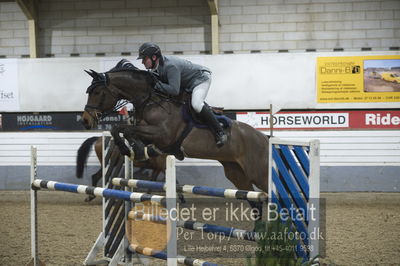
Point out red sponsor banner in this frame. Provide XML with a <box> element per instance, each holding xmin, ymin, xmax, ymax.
<box><xmin>236</xmin><ymin>110</ymin><xmax>400</xmax><ymax>130</ymax></box>
<box><xmin>351</xmin><ymin>110</ymin><xmax>400</xmax><ymax>129</ymax></box>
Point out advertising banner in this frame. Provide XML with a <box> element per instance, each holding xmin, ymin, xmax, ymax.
<box><xmin>0</xmin><ymin>111</ymin><xmax>236</xmax><ymax>131</ymax></box>
<box><xmin>2</xmin><ymin>110</ymin><xmax>398</xmax><ymax>131</ymax></box>
<box><xmin>317</xmin><ymin>55</ymin><xmax>400</xmax><ymax>103</ymax></box>
<box><xmin>0</xmin><ymin>59</ymin><xmax>20</xmax><ymax>111</ymax></box>
<box><xmin>236</xmin><ymin>110</ymin><xmax>400</xmax><ymax>130</ymax></box>
<box><xmin>0</xmin><ymin>112</ymin><xmax>128</xmax><ymax>131</ymax></box>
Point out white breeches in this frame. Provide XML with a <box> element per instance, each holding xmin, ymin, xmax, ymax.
<box><xmin>191</xmin><ymin>74</ymin><xmax>211</xmax><ymax>113</ymax></box>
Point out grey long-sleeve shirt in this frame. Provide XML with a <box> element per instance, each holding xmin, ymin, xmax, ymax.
<box><xmin>154</xmin><ymin>55</ymin><xmax>211</xmax><ymax>95</ymax></box>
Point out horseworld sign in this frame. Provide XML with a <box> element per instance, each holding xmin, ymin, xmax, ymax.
<box><xmin>236</xmin><ymin>110</ymin><xmax>400</xmax><ymax>130</ymax></box>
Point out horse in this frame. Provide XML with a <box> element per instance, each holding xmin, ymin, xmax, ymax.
<box><xmin>81</xmin><ymin>61</ymin><xmax>270</xmax><ymax>219</ymax></box>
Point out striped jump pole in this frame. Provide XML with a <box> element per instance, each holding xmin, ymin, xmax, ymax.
<box><xmin>31</xmin><ymin>179</ymin><xmax>165</xmax><ymax>206</ymax></box>
<box><xmin>112</xmin><ymin>178</ymin><xmax>268</xmax><ymax>202</ymax></box>
<box><xmin>128</xmin><ymin>244</ymin><xmax>218</xmax><ymax>266</ymax></box>
<box><xmin>129</xmin><ymin>211</ymin><xmax>259</xmax><ymax>241</ymax></box>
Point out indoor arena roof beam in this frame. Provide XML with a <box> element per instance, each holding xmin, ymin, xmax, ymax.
<box><xmin>16</xmin><ymin>0</ymin><xmax>38</xmax><ymax>58</ymax></box>
<box><xmin>207</xmin><ymin>0</ymin><xmax>219</xmax><ymax>55</ymax></box>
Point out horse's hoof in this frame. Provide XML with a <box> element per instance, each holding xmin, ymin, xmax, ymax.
<box><xmin>120</xmin><ymin>146</ymin><xmax>131</xmax><ymax>157</ymax></box>
<box><xmin>178</xmin><ymin>193</ymin><xmax>186</xmax><ymax>204</ymax></box>
<box><xmin>85</xmin><ymin>195</ymin><xmax>96</xmax><ymax>202</ymax></box>
<box><xmin>175</xmin><ymin>152</ymin><xmax>185</xmax><ymax>161</ymax></box>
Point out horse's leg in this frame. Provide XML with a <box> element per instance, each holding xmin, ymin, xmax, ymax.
<box><xmin>220</xmin><ymin>162</ymin><xmax>252</xmax><ymax>190</ymax></box>
<box><xmin>235</xmin><ymin>139</ymin><xmax>269</xmax><ymax>223</ymax></box>
<box><xmin>149</xmin><ymin>169</ymin><xmax>161</xmax><ymax>182</ymax></box>
<box><xmin>85</xmin><ymin>137</ymin><xmax>103</xmax><ymax>202</ymax></box>
<box><xmin>111</xmin><ymin>125</ymin><xmax>163</xmax><ymax>160</ymax></box>
<box><xmin>220</xmin><ymin>123</ymin><xmax>269</xmax><ymax>222</ymax></box>
<box><xmin>176</xmin><ymin>180</ymin><xmax>186</xmax><ymax>204</ymax></box>
<box><xmin>240</xmin><ymin>133</ymin><xmax>269</xmax><ymax>192</ymax></box>
<box><xmin>94</xmin><ymin>136</ymin><xmax>102</xmax><ymax>168</ymax></box>
<box><xmin>220</xmin><ymin>161</ymin><xmax>263</xmax><ymax>224</ymax></box>
<box><xmin>92</xmin><ymin>168</ymin><xmax>102</xmax><ymax>186</ymax></box>
<box><xmin>153</xmin><ymin>169</ymin><xmax>186</xmax><ymax>204</ymax></box>
<box><xmin>85</xmin><ymin>169</ymin><xmax>102</xmax><ymax>202</ymax></box>
<box><xmin>111</xmin><ymin>125</ymin><xmax>132</xmax><ymax>156</ymax></box>
<box><xmin>151</xmin><ymin>154</ymin><xmax>185</xmax><ymax>203</ymax></box>
<box><xmin>143</xmin><ymin>169</ymin><xmax>161</xmax><ymax>194</ymax></box>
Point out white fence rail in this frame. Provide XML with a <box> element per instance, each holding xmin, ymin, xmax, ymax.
<box><xmin>1</xmin><ymin>130</ymin><xmax>399</xmax><ymax>166</ymax></box>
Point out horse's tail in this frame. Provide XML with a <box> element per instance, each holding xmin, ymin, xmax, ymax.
<box><xmin>76</xmin><ymin>136</ymin><xmax>99</xmax><ymax>178</ymax></box>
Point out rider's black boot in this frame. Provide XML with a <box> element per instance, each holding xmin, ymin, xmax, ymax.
<box><xmin>199</xmin><ymin>105</ymin><xmax>227</xmax><ymax>147</ymax></box>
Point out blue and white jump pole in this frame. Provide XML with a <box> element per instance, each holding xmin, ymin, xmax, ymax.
<box><xmin>31</xmin><ymin>179</ymin><xmax>165</xmax><ymax>205</ymax></box>
<box><xmin>112</xmin><ymin>178</ymin><xmax>268</xmax><ymax>202</ymax></box>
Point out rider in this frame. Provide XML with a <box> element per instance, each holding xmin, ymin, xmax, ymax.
<box><xmin>137</xmin><ymin>42</ymin><xmax>227</xmax><ymax>147</ymax></box>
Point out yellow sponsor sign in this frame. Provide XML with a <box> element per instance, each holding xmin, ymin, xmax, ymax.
<box><xmin>317</xmin><ymin>55</ymin><xmax>400</xmax><ymax>103</ymax></box>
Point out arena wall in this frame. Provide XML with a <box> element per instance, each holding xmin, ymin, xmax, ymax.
<box><xmin>1</xmin><ymin>52</ymin><xmax>400</xmax><ymax>112</ymax></box>
<box><xmin>0</xmin><ymin>0</ymin><xmax>399</xmax><ymax>57</ymax></box>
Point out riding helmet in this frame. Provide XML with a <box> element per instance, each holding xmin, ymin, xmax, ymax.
<box><xmin>137</xmin><ymin>42</ymin><xmax>162</xmax><ymax>60</ymax></box>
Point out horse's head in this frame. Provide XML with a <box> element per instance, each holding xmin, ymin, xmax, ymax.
<box><xmin>81</xmin><ymin>69</ymin><xmax>121</xmax><ymax>129</ymax></box>
<box><xmin>81</xmin><ymin>62</ymin><xmax>156</xmax><ymax>129</ymax></box>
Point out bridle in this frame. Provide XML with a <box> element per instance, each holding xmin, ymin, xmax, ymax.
<box><xmin>84</xmin><ymin>71</ymin><xmax>130</xmax><ymax>121</ymax></box>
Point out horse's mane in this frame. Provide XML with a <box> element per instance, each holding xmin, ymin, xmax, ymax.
<box><xmin>107</xmin><ymin>59</ymin><xmax>144</xmax><ymax>74</ymax></box>
<box><xmin>107</xmin><ymin>59</ymin><xmax>156</xmax><ymax>85</ymax></box>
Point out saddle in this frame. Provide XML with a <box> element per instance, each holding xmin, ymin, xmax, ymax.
<box><xmin>161</xmin><ymin>92</ymin><xmax>232</xmax><ymax>160</ymax></box>
<box><xmin>179</xmin><ymin>92</ymin><xmax>231</xmax><ymax>129</ymax></box>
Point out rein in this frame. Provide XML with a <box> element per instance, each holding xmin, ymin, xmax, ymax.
<box><xmin>84</xmin><ymin>73</ymin><xmax>131</xmax><ymax>120</ymax></box>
